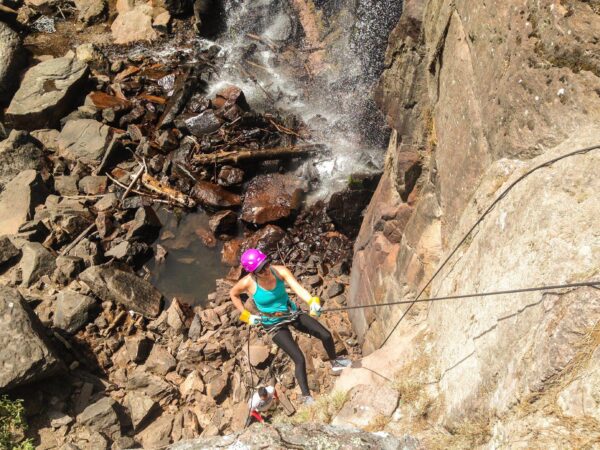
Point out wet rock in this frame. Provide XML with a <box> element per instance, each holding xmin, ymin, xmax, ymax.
<box><xmin>242</xmin><ymin>225</ymin><xmax>286</xmax><ymax>255</ymax></box>
<box><xmin>19</xmin><ymin>242</ymin><xmax>56</xmax><ymax>287</ymax></box>
<box><xmin>0</xmin><ymin>130</ymin><xmax>47</xmax><ymax>189</ymax></box>
<box><xmin>136</xmin><ymin>413</ymin><xmax>174</xmax><ymax>449</ymax></box>
<box><xmin>111</xmin><ymin>4</ymin><xmax>158</xmax><ymax>44</ymax></box>
<box><xmin>194</xmin><ymin>227</ymin><xmax>216</xmax><ymax>248</ymax></box>
<box><xmin>221</xmin><ymin>238</ymin><xmax>242</xmax><ymax>267</ymax></box>
<box><xmin>0</xmin><ymin>285</ymin><xmax>62</xmax><ymax>391</ymax></box>
<box><xmin>75</xmin><ymin>0</ymin><xmax>107</xmax><ymax>24</ymax></box>
<box><xmin>105</xmin><ymin>241</ymin><xmax>152</xmax><ymax>268</ymax></box>
<box><xmin>125</xmin><ymin>391</ymin><xmax>159</xmax><ymax>431</ymax></box>
<box><xmin>0</xmin><ymin>237</ymin><xmax>21</xmax><ymax>267</ymax></box>
<box><xmin>241</xmin><ymin>174</ymin><xmax>305</xmax><ymax>224</ymax></box>
<box><xmin>78</xmin><ymin>175</ymin><xmax>107</xmax><ymax>195</ymax></box>
<box><xmin>0</xmin><ymin>22</ymin><xmax>24</xmax><ymax>101</ymax></box>
<box><xmin>53</xmin><ymin>290</ymin><xmax>97</xmax><ymax>334</ymax></box>
<box><xmin>58</xmin><ymin>119</ymin><xmax>111</xmax><ymax>164</ymax></box>
<box><xmin>217</xmin><ymin>165</ymin><xmax>244</xmax><ymax>187</ymax></box>
<box><xmin>52</xmin><ymin>255</ymin><xmax>85</xmax><ymax>285</ymax></box>
<box><xmin>212</xmin><ymin>85</ymin><xmax>250</xmax><ymax>111</ymax></box>
<box><xmin>124</xmin><ymin>334</ymin><xmax>153</xmax><ymax>363</ymax></box>
<box><xmin>208</xmin><ymin>210</ymin><xmax>237</xmax><ymax>236</ymax></box>
<box><xmin>126</xmin><ymin>206</ymin><xmax>162</xmax><ymax>241</ymax></box>
<box><xmin>79</xmin><ymin>263</ymin><xmax>163</xmax><ymax>317</ymax></box>
<box><xmin>54</xmin><ymin>175</ymin><xmax>80</xmax><ymax>196</ymax></box>
<box><xmin>76</xmin><ymin>397</ymin><xmax>121</xmax><ymax>440</ymax></box>
<box><xmin>5</xmin><ymin>56</ymin><xmax>89</xmax><ymax>130</ymax></box>
<box><xmin>190</xmin><ymin>181</ymin><xmax>241</xmax><ymax>209</ymax></box>
<box><xmin>332</xmin><ymin>384</ymin><xmax>399</xmax><ymax>428</ymax></box>
<box><xmin>144</xmin><ymin>344</ymin><xmax>176</xmax><ymax>376</ymax></box>
<box><xmin>183</xmin><ymin>110</ymin><xmax>222</xmax><ymax>136</ymax></box>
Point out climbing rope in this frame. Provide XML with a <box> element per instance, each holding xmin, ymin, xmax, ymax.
<box><xmin>371</xmin><ymin>143</ymin><xmax>600</xmax><ymax>348</ymax></box>
<box><xmin>321</xmin><ymin>281</ymin><xmax>600</xmax><ymax>313</ymax></box>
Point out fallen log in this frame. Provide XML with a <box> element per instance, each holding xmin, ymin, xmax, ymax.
<box><xmin>141</xmin><ymin>173</ymin><xmax>196</xmax><ymax>208</ymax></box>
<box><xmin>192</xmin><ymin>144</ymin><xmax>324</xmax><ymax>165</ymax></box>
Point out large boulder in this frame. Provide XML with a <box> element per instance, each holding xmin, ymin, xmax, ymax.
<box><xmin>53</xmin><ymin>290</ymin><xmax>97</xmax><ymax>334</ymax></box>
<box><xmin>19</xmin><ymin>242</ymin><xmax>56</xmax><ymax>287</ymax></box>
<box><xmin>0</xmin><ymin>170</ymin><xmax>49</xmax><ymax>236</ymax></box>
<box><xmin>79</xmin><ymin>263</ymin><xmax>163</xmax><ymax>317</ymax></box>
<box><xmin>5</xmin><ymin>56</ymin><xmax>89</xmax><ymax>130</ymax></box>
<box><xmin>0</xmin><ymin>22</ymin><xmax>25</xmax><ymax>102</ymax></box>
<box><xmin>241</xmin><ymin>174</ymin><xmax>305</xmax><ymax>224</ymax></box>
<box><xmin>0</xmin><ymin>130</ymin><xmax>48</xmax><ymax>190</ymax></box>
<box><xmin>58</xmin><ymin>119</ymin><xmax>111</xmax><ymax>164</ymax></box>
<box><xmin>76</xmin><ymin>397</ymin><xmax>122</xmax><ymax>440</ymax></box>
<box><xmin>0</xmin><ymin>286</ymin><xmax>62</xmax><ymax>391</ymax></box>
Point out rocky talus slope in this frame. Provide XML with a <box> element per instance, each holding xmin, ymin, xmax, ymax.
<box><xmin>345</xmin><ymin>0</ymin><xmax>600</xmax><ymax>447</ymax></box>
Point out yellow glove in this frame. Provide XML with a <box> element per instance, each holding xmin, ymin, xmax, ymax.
<box><xmin>307</xmin><ymin>297</ymin><xmax>321</xmax><ymax>317</ymax></box>
<box><xmin>239</xmin><ymin>309</ymin><xmax>261</xmax><ymax>325</ymax></box>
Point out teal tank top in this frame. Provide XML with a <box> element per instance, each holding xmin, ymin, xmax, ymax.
<box><xmin>253</xmin><ymin>269</ymin><xmax>297</xmax><ymax>325</ymax></box>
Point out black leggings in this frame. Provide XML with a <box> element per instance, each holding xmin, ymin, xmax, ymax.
<box><xmin>270</xmin><ymin>313</ymin><xmax>337</xmax><ymax>396</ymax></box>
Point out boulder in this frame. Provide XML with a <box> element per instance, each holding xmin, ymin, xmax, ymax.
<box><xmin>136</xmin><ymin>413</ymin><xmax>174</xmax><ymax>449</ymax></box>
<box><xmin>217</xmin><ymin>165</ymin><xmax>244</xmax><ymax>186</ymax></box>
<box><xmin>207</xmin><ymin>373</ymin><xmax>228</xmax><ymax>402</ymax></box>
<box><xmin>212</xmin><ymin>85</ymin><xmax>250</xmax><ymax>111</ymax></box>
<box><xmin>79</xmin><ymin>264</ymin><xmax>163</xmax><ymax>317</ymax></box>
<box><xmin>0</xmin><ymin>237</ymin><xmax>21</xmax><ymax>267</ymax></box>
<box><xmin>30</xmin><ymin>129</ymin><xmax>60</xmax><ymax>152</ymax></box>
<box><xmin>0</xmin><ymin>22</ymin><xmax>25</xmax><ymax>101</ymax></box>
<box><xmin>188</xmin><ymin>314</ymin><xmax>202</xmax><ymax>340</ymax></box>
<box><xmin>125</xmin><ymin>391</ymin><xmax>159</xmax><ymax>431</ymax></box>
<box><xmin>16</xmin><ymin>220</ymin><xmax>50</xmax><ymax>243</ymax></box>
<box><xmin>111</xmin><ymin>4</ymin><xmax>158</xmax><ymax>44</ymax></box>
<box><xmin>53</xmin><ymin>290</ymin><xmax>97</xmax><ymax>334</ymax></box>
<box><xmin>0</xmin><ymin>130</ymin><xmax>47</xmax><ymax>189</ymax></box>
<box><xmin>124</xmin><ymin>335</ymin><xmax>153</xmax><ymax>363</ymax></box>
<box><xmin>331</xmin><ymin>384</ymin><xmax>399</xmax><ymax>428</ymax></box>
<box><xmin>52</xmin><ymin>255</ymin><xmax>85</xmax><ymax>285</ymax></box>
<box><xmin>76</xmin><ymin>397</ymin><xmax>121</xmax><ymax>440</ymax></box>
<box><xmin>126</xmin><ymin>369</ymin><xmax>178</xmax><ymax>404</ymax></box>
<box><xmin>105</xmin><ymin>241</ymin><xmax>152</xmax><ymax>268</ymax></box>
<box><xmin>58</xmin><ymin>119</ymin><xmax>111</xmax><ymax>164</ymax></box>
<box><xmin>5</xmin><ymin>56</ymin><xmax>89</xmax><ymax>130</ymax></box>
<box><xmin>144</xmin><ymin>344</ymin><xmax>176</xmax><ymax>376</ymax></box>
<box><xmin>221</xmin><ymin>238</ymin><xmax>242</xmax><ymax>267</ymax></box>
<box><xmin>190</xmin><ymin>181</ymin><xmax>241</xmax><ymax>209</ymax></box>
<box><xmin>246</xmin><ymin>344</ymin><xmax>270</xmax><ymax>367</ymax></box>
<box><xmin>208</xmin><ymin>210</ymin><xmax>237</xmax><ymax>236</ymax></box>
<box><xmin>54</xmin><ymin>175</ymin><xmax>80</xmax><ymax>196</ymax></box>
<box><xmin>241</xmin><ymin>225</ymin><xmax>286</xmax><ymax>255</ymax></box>
<box><xmin>78</xmin><ymin>175</ymin><xmax>107</xmax><ymax>195</ymax></box>
<box><xmin>0</xmin><ymin>170</ymin><xmax>48</xmax><ymax>236</ymax></box>
<box><xmin>179</xmin><ymin>370</ymin><xmax>205</xmax><ymax>399</ymax></box>
<box><xmin>0</xmin><ymin>286</ymin><xmax>62</xmax><ymax>391</ymax></box>
<box><xmin>70</xmin><ymin>238</ymin><xmax>104</xmax><ymax>268</ymax></box>
<box><xmin>19</xmin><ymin>242</ymin><xmax>56</xmax><ymax>287</ymax></box>
<box><xmin>74</xmin><ymin>0</ymin><xmax>107</xmax><ymax>24</ymax></box>
<box><xmin>65</xmin><ymin>427</ymin><xmax>109</xmax><ymax>450</ymax></box>
<box><xmin>125</xmin><ymin>206</ymin><xmax>162</xmax><ymax>241</ymax></box>
<box><xmin>241</xmin><ymin>174</ymin><xmax>305</xmax><ymax>224</ymax></box>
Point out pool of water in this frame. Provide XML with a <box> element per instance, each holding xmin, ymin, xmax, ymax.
<box><xmin>147</xmin><ymin>207</ymin><xmax>231</xmax><ymax>307</ymax></box>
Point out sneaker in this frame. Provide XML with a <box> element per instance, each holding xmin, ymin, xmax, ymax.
<box><xmin>331</xmin><ymin>357</ymin><xmax>352</xmax><ymax>372</ymax></box>
<box><xmin>302</xmin><ymin>395</ymin><xmax>315</xmax><ymax>406</ymax></box>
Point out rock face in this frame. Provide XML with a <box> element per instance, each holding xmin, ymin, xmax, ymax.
<box><xmin>0</xmin><ymin>22</ymin><xmax>24</xmax><ymax>102</ymax></box>
<box><xmin>0</xmin><ymin>170</ymin><xmax>49</xmax><ymax>236</ymax></box>
<box><xmin>165</xmin><ymin>423</ymin><xmax>410</xmax><ymax>449</ymax></box>
<box><xmin>0</xmin><ymin>286</ymin><xmax>61</xmax><ymax>391</ymax></box>
<box><xmin>241</xmin><ymin>174</ymin><xmax>305</xmax><ymax>224</ymax></box>
<box><xmin>0</xmin><ymin>130</ymin><xmax>47</xmax><ymax>189</ymax></box>
<box><xmin>349</xmin><ymin>0</ymin><xmax>600</xmax><ymax>446</ymax></box>
<box><xmin>79</xmin><ymin>264</ymin><xmax>163</xmax><ymax>317</ymax></box>
<box><xmin>332</xmin><ymin>384</ymin><xmax>399</xmax><ymax>428</ymax></box>
<box><xmin>5</xmin><ymin>56</ymin><xmax>89</xmax><ymax>130</ymax></box>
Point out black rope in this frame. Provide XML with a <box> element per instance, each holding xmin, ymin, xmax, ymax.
<box><xmin>322</xmin><ymin>281</ymin><xmax>600</xmax><ymax>313</ymax></box>
<box><xmin>373</xmin><ymin>144</ymin><xmax>600</xmax><ymax>348</ymax></box>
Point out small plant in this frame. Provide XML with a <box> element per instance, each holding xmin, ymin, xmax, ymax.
<box><xmin>0</xmin><ymin>395</ymin><xmax>34</xmax><ymax>450</ymax></box>
<box><xmin>364</xmin><ymin>414</ymin><xmax>392</xmax><ymax>432</ymax></box>
<box><xmin>274</xmin><ymin>390</ymin><xmax>349</xmax><ymax>426</ymax></box>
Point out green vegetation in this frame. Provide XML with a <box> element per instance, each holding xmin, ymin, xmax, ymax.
<box><xmin>0</xmin><ymin>396</ymin><xmax>34</xmax><ymax>450</ymax></box>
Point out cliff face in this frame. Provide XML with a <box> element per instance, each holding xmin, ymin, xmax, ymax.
<box><xmin>348</xmin><ymin>0</ymin><xmax>600</xmax><ymax>444</ymax></box>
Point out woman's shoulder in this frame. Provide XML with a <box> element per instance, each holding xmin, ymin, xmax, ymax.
<box><xmin>271</xmin><ymin>265</ymin><xmax>289</xmax><ymax>277</ymax></box>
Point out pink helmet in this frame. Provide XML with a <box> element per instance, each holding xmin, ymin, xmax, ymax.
<box><xmin>240</xmin><ymin>248</ymin><xmax>267</xmax><ymax>272</ymax></box>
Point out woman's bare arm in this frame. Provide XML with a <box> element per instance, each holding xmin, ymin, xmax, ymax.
<box><xmin>229</xmin><ymin>276</ymin><xmax>252</xmax><ymax>313</ymax></box>
<box><xmin>272</xmin><ymin>265</ymin><xmax>311</xmax><ymax>303</ymax></box>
